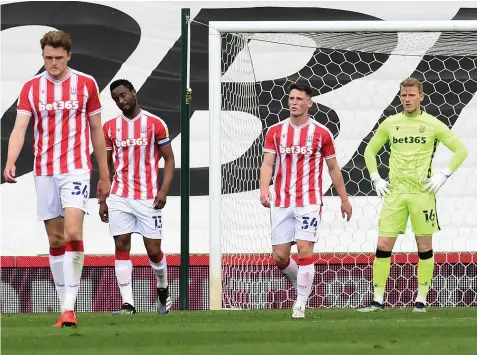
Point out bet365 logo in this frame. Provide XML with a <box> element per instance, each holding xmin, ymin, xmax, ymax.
<box><xmin>392</xmin><ymin>136</ymin><xmax>427</xmax><ymax>144</ymax></box>
<box><xmin>115</xmin><ymin>138</ymin><xmax>149</xmax><ymax>147</ymax></box>
<box><xmin>39</xmin><ymin>100</ymin><xmax>79</xmax><ymax>111</ymax></box>
<box><xmin>280</xmin><ymin>145</ymin><xmax>313</xmax><ymax>155</ymax></box>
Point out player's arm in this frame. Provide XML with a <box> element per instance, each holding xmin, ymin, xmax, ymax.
<box><xmin>155</xmin><ymin>122</ymin><xmax>174</xmax><ymax>209</ymax></box>
<box><xmin>326</xmin><ymin>157</ymin><xmax>351</xmax><ymax>221</ymax></box>
<box><xmin>364</xmin><ymin>119</ymin><xmax>391</xmax><ymax>197</ymax></box>
<box><xmin>423</xmin><ymin>121</ymin><xmax>468</xmax><ymax>193</ymax></box>
<box><xmin>103</xmin><ymin>124</ymin><xmax>115</xmax><ymax>180</ymax></box>
<box><xmin>4</xmin><ymin>113</ymin><xmax>31</xmax><ymax>182</ymax></box>
<box><xmin>321</xmin><ymin>132</ymin><xmax>352</xmax><ymax>221</ymax></box>
<box><xmin>99</xmin><ymin>125</ymin><xmax>114</xmax><ymax>223</ymax></box>
<box><xmin>90</xmin><ymin>113</ymin><xmax>111</xmax><ymax>200</ymax></box>
<box><xmin>86</xmin><ymin>79</ymin><xmax>110</xmax><ymax>202</ymax></box>
<box><xmin>4</xmin><ymin>82</ymin><xmax>33</xmax><ymax>183</ymax></box>
<box><xmin>260</xmin><ymin>128</ymin><xmax>277</xmax><ymax>208</ymax></box>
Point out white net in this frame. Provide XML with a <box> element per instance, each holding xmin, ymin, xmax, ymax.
<box><xmin>219</xmin><ymin>31</ymin><xmax>477</xmax><ymax>309</ymax></box>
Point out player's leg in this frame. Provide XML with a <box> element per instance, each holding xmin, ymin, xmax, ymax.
<box><xmin>108</xmin><ymin>195</ymin><xmax>137</xmax><ymax>315</ymax></box>
<box><xmin>270</xmin><ymin>207</ymin><xmax>297</xmax><ymax>288</ymax></box>
<box><xmin>34</xmin><ymin>175</ymin><xmax>66</xmax><ymax>315</ymax></box>
<box><xmin>135</xmin><ymin>200</ymin><xmax>171</xmax><ymax>314</ymax></box>
<box><xmin>113</xmin><ymin>233</ymin><xmax>136</xmax><ymax>315</ymax></box>
<box><xmin>292</xmin><ymin>205</ymin><xmax>320</xmax><ymax>318</ymax></box>
<box><xmin>409</xmin><ymin>193</ymin><xmax>439</xmax><ymax>312</ymax></box>
<box><xmin>55</xmin><ymin>170</ymin><xmax>91</xmax><ymax>326</ymax></box>
<box><xmin>358</xmin><ymin>193</ymin><xmax>408</xmax><ymax>312</ymax></box>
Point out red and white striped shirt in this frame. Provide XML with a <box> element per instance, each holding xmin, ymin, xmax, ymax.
<box><xmin>103</xmin><ymin>110</ymin><xmax>170</xmax><ymax>200</ymax></box>
<box><xmin>17</xmin><ymin>68</ymin><xmax>102</xmax><ymax>176</ymax></box>
<box><xmin>263</xmin><ymin>118</ymin><xmax>336</xmax><ymax>208</ymax></box>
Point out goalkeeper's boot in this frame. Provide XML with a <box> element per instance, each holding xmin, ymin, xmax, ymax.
<box><xmin>53</xmin><ymin>310</ymin><xmax>78</xmax><ymax>328</ymax></box>
<box><xmin>112</xmin><ymin>303</ymin><xmax>137</xmax><ymax>315</ymax></box>
<box><xmin>157</xmin><ymin>286</ymin><xmax>172</xmax><ymax>314</ymax></box>
<box><xmin>292</xmin><ymin>301</ymin><xmax>306</xmax><ymax>319</ymax></box>
<box><xmin>357</xmin><ymin>301</ymin><xmax>384</xmax><ymax>312</ymax></box>
<box><xmin>413</xmin><ymin>302</ymin><xmax>426</xmax><ymax>313</ymax></box>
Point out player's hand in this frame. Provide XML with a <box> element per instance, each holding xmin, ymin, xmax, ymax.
<box><xmin>3</xmin><ymin>163</ymin><xmax>17</xmax><ymax>183</ymax></box>
<box><xmin>422</xmin><ymin>169</ymin><xmax>451</xmax><ymax>194</ymax></box>
<box><xmin>260</xmin><ymin>188</ymin><xmax>271</xmax><ymax>208</ymax></box>
<box><xmin>341</xmin><ymin>199</ymin><xmax>352</xmax><ymax>221</ymax></box>
<box><xmin>99</xmin><ymin>201</ymin><xmax>109</xmax><ymax>223</ymax></box>
<box><xmin>153</xmin><ymin>190</ymin><xmax>167</xmax><ymax>210</ymax></box>
<box><xmin>97</xmin><ymin>178</ymin><xmax>111</xmax><ymax>203</ymax></box>
<box><xmin>370</xmin><ymin>173</ymin><xmax>391</xmax><ymax>197</ymax></box>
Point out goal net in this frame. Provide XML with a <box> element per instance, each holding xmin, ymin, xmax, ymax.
<box><xmin>210</xmin><ymin>23</ymin><xmax>477</xmax><ymax>309</ymax></box>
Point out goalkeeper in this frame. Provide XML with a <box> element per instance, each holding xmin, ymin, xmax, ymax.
<box><xmin>358</xmin><ymin>78</ymin><xmax>468</xmax><ymax>313</ymax></box>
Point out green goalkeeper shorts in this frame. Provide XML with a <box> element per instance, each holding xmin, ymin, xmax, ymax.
<box><xmin>378</xmin><ymin>193</ymin><xmax>440</xmax><ymax>237</ymax></box>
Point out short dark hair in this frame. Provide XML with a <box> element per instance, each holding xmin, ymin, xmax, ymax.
<box><xmin>40</xmin><ymin>30</ymin><xmax>72</xmax><ymax>52</ymax></box>
<box><xmin>288</xmin><ymin>82</ymin><xmax>312</xmax><ymax>97</ymax></box>
<box><xmin>110</xmin><ymin>79</ymin><xmax>135</xmax><ymax>93</ymax></box>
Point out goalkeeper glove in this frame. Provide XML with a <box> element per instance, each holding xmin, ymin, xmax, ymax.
<box><xmin>370</xmin><ymin>172</ymin><xmax>391</xmax><ymax>197</ymax></box>
<box><xmin>422</xmin><ymin>168</ymin><xmax>452</xmax><ymax>193</ymax></box>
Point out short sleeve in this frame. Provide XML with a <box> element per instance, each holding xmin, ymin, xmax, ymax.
<box><xmin>86</xmin><ymin>78</ymin><xmax>102</xmax><ymax>117</ymax></box>
<box><xmin>263</xmin><ymin>127</ymin><xmax>277</xmax><ymax>154</ymax></box>
<box><xmin>17</xmin><ymin>81</ymin><xmax>33</xmax><ymax>116</ymax></box>
<box><xmin>155</xmin><ymin>120</ymin><xmax>170</xmax><ymax>146</ymax></box>
<box><xmin>322</xmin><ymin>131</ymin><xmax>336</xmax><ymax>159</ymax></box>
<box><xmin>103</xmin><ymin>123</ymin><xmax>113</xmax><ymax>151</ymax></box>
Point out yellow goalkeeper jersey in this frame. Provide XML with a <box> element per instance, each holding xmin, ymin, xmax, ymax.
<box><xmin>364</xmin><ymin>110</ymin><xmax>467</xmax><ymax>194</ymax></box>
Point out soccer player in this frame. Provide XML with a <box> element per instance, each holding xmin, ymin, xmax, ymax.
<box><xmin>99</xmin><ymin>79</ymin><xmax>174</xmax><ymax>315</ymax></box>
<box><xmin>358</xmin><ymin>78</ymin><xmax>468</xmax><ymax>313</ymax></box>
<box><xmin>260</xmin><ymin>82</ymin><xmax>352</xmax><ymax>318</ymax></box>
<box><xmin>3</xmin><ymin>30</ymin><xmax>111</xmax><ymax>327</ymax></box>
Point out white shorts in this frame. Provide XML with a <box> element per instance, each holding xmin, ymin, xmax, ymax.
<box><xmin>107</xmin><ymin>194</ymin><xmax>163</xmax><ymax>239</ymax></box>
<box><xmin>34</xmin><ymin>169</ymin><xmax>90</xmax><ymax>221</ymax></box>
<box><xmin>270</xmin><ymin>205</ymin><xmax>321</xmax><ymax>246</ymax></box>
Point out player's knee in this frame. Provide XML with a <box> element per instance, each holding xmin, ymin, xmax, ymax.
<box><xmin>148</xmin><ymin>250</ymin><xmax>163</xmax><ymax>263</ymax></box>
<box><xmin>418</xmin><ymin>249</ymin><xmax>433</xmax><ymax>260</ymax></box>
<box><xmin>64</xmin><ymin>225</ymin><xmax>82</xmax><ymax>241</ymax></box>
<box><xmin>376</xmin><ymin>239</ymin><xmax>394</xmax><ymax>252</ymax></box>
<box><xmin>115</xmin><ymin>240</ymin><xmax>131</xmax><ymax>252</ymax></box>
<box><xmin>375</xmin><ymin>249</ymin><xmax>392</xmax><ymax>258</ymax></box>
<box><xmin>272</xmin><ymin>253</ymin><xmax>289</xmax><ymax>268</ymax></box>
<box><xmin>48</xmin><ymin>233</ymin><xmax>65</xmax><ymax>248</ymax></box>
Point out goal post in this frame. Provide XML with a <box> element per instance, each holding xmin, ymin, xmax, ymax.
<box><xmin>208</xmin><ymin>20</ymin><xmax>477</xmax><ymax>311</ymax></box>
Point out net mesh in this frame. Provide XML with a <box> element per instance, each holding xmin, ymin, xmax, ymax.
<box><xmin>219</xmin><ymin>31</ymin><xmax>477</xmax><ymax>309</ymax></box>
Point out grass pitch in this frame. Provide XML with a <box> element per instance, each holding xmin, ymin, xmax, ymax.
<box><xmin>2</xmin><ymin>308</ymin><xmax>476</xmax><ymax>355</ymax></box>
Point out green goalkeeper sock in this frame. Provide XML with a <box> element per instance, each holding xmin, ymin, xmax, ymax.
<box><xmin>416</xmin><ymin>249</ymin><xmax>434</xmax><ymax>305</ymax></box>
<box><xmin>373</xmin><ymin>249</ymin><xmax>392</xmax><ymax>305</ymax></box>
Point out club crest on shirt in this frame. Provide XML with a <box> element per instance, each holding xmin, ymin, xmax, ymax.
<box><xmin>306</xmin><ymin>135</ymin><xmax>313</xmax><ymax>142</ymax></box>
<box><xmin>141</xmin><ymin>125</ymin><xmax>147</xmax><ymax>133</ymax></box>
<box><xmin>70</xmin><ymin>86</ymin><xmax>77</xmax><ymax>95</ymax></box>
<box><xmin>419</xmin><ymin>125</ymin><xmax>425</xmax><ymax>133</ymax></box>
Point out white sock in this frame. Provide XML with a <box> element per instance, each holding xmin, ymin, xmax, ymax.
<box><xmin>49</xmin><ymin>248</ymin><xmax>65</xmax><ymax>311</ymax></box>
<box><xmin>115</xmin><ymin>259</ymin><xmax>134</xmax><ymax>306</ymax></box>
<box><xmin>296</xmin><ymin>262</ymin><xmax>315</xmax><ymax>306</ymax></box>
<box><xmin>279</xmin><ymin>258</ymin><xmax>298</xmax><ymax>288</ymax></box>
<box><xmin>63</xmin><ymin>242</ymin><xmax>84</xmax><ymax>311</ymax></box>
<box><xmin>415</xmin><ymin>295</ymin><xmax>427</xmax><ymax>305</ymax></box>
<box><xmin>149</xmin><ymin>252</ymin><xmax>168</xmax><ymax>288</ymax></box>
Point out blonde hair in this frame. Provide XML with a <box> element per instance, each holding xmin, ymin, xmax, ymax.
<box><xmin>400</xmin><ymin>77</ymin><xmax>423</xmax><ymax>94</ymax></box>
<box><xmin>40</xmin><ymin>30</ymin><xmax>72</xmax><ymax>53</ymax></box>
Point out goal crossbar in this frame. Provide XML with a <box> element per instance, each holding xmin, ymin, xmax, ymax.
<box><xmin>207</xmin><ymin>20</ymin><xmax>477</xmax><ymax>311</ymax></box>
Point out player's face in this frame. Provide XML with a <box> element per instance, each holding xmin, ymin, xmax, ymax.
<box><xmin>400</xmin><ymin>86</ymin><xmax>423</xmax><ymax>113</ymax></box>
<box><xmin>288</xmin><ymin>89</ymin><xmax>313</xmax><ymax>118</ymax></box>
<box><xmin>42</xmin><ymin>46</ymin><xmax>71</xmax><ymax>79</ymax></box>
<box><xmin>111</xmin><ymin>85</ymin><xmax>137</xmax><ymax>113</ymax></box>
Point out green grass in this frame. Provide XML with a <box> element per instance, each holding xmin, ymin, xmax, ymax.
<box><xmin>2</xmin><ymin>308</ymin><xmax>477</xmax><ymax>355</ymax></box>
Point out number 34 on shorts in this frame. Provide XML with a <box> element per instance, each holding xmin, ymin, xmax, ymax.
<box><xmin>270</xmin><ymin>205</ymin><xmax>321</xmax><ymax>245</ymax></box>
